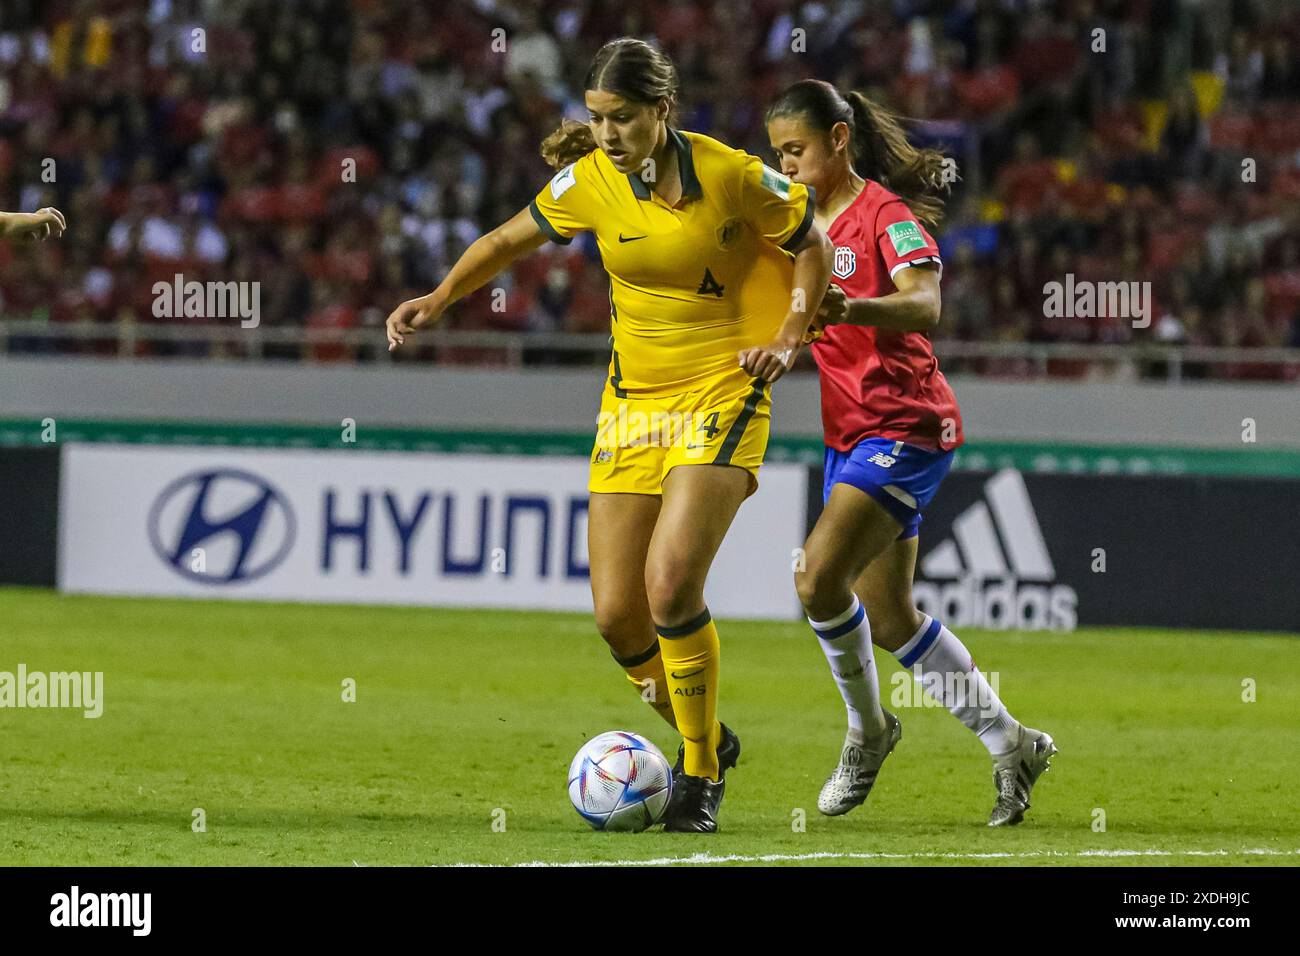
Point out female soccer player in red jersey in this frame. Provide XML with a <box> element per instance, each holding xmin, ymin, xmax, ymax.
<box><xmin>766</xmin><ymin>80</ymin><xmax>1056</xmax><ymax>826</ymax></box>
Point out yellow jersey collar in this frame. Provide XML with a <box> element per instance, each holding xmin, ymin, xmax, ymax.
<box><xmin>627</xmin><ymin>127</ymin><xmax>702</xmax><ymax>202</ymax></box>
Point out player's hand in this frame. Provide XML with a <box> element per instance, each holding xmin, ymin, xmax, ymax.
<box><xmin>815</xmin><ymin>282</ymin><xmax>848</xmax><ymax>327</ymax></box>
<box><xmin>20</xmin><ymin>207</ymin><xmax>67</xmax><ymax>241</ymax></box>
<box><xmin>385</xmin><ymin>294</ymin><xmax>444</xmax><ymax>351</ymax></box>
<box><xmin>738</xmin><ymin>335</ymin><xmax>801</xmax><ymax>384</ymax></box>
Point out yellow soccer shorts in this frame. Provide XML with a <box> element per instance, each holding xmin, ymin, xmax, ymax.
<box><xmin>588</xmin><ymin>372</ymin><xmax>773</xmax><ymax>497</ymax></box>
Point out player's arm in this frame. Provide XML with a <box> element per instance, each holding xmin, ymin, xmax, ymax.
<box><xmin>386</xmin><ymin>207</ymin><xmax>547</xmax><ymax>350</ymax></box>
<box><xmin>0</xmin><ymin>207</ymin><xmax>67</xmax><ymax>241</ymax></box>
<box><xmin>736</xmin><ymin>155</ymin><xmax>835</xmax><ymax>381</ymax></box>
<box><xmin>739</xmin><ymin>222</ymin><xmax>834</xmax><ymax>382</ymax></box>
<box><xmin>817</xmin><ymin>262</ymin><xmax>941</xmax><ymax>332</ymax></box>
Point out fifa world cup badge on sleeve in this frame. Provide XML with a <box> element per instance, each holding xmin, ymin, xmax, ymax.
<box><xmin>885</xmin><ymin>220</ymin><xmax>927</xmax><ymax>256</ymax></box>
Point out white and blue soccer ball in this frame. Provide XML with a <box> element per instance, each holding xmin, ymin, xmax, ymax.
<box><xmin>567</xmin><ymin>731</ymin><xmax>673</xmax><ymax>832</ymax></box>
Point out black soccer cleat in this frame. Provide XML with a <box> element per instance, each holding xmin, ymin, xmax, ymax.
<box><xmin>662</xmin><ymin>772</ymin><xmax>727</xmax><ymax>833</ymax></box>
<box><xmin>673</xmin><ymin>722</ymin><xmax>741</xmax><ymax>777</ymax></box>
<box><xmin>664</xmin><ymin>723</ymin><xmax>740</xmax><ymax>833</ymax></box>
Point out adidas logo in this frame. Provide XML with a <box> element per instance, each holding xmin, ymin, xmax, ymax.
<box><xmin>915</xmin><ymin>469</ymin><xmax>1078</xmax><ymax>631</ymax></box>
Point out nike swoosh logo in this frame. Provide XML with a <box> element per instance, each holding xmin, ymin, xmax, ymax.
<box><xmin>618</xmin><ymin>234</ymin><xmax>647</xmax><ymax>243</ymax></box>
<box><xmin>671</xmin><ymin>668</ymin><xmax>705</xmax><ymax>679</ymax></box>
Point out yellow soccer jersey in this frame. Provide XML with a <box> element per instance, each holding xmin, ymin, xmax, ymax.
<box><xmin>529</xmin><ymin>128</ymin><xmax>815</xmax><ymax>398</ymax></box>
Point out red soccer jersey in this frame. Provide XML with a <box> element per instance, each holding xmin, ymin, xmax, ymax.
<box><xmin>812</xmin><ymin>180</ymin><xmax>963</xmax><ymax>452</ymax></box>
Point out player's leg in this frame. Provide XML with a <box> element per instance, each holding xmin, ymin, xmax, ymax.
<box><xmin>644</xmin><ymin>462</ymin><xmax>749</xmax><ymax>777</ymax></box>
<box><xmin>798</xmin><ymin>437</ymin><xmax>963</xmax><ymax>814</ymax></box>
<box><xmin>856</xmin><ymin>535</ymin><xmax>1058</xmax><ymax>826</ymax></box>
<box><xmin>587</xmin><ymin>491</ymin><xmax>678</xmax><ymax>728</ymax></box>
<box><xmin>797</xmin><ymin>483</ymin><xmax>901</xmax><ymax>740</ymax></box>
<box><xmin>856</xmin><ymin>533</ymin><xmax>1016</xmax><ymax>740</ymax></box>
<box><xmin>795</xmin><ymin>482</ymin><xmax>904</xmax><ymax>814</ymax></box>
<box><xmin>645</xmin><ymin>374</ymin><xmax>769</xmax><ymax>831</ymax></box>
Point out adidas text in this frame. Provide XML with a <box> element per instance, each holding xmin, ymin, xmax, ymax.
<box><xmin>914</xmin><ymin>574</ymin><xmax>1077</xmax><ymax>631</ymax></box>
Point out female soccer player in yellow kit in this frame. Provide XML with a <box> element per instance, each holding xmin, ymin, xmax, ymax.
<box><xmin>386</xmin><ymin>38</ymin><xmax>832</xmax><ymax>832</ymax></box>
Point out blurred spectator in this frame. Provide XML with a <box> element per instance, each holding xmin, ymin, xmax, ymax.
<box><xmin>0</xmin><ymin>0</ymin><xmax>1297</xmax><ymax>383</ymax></box>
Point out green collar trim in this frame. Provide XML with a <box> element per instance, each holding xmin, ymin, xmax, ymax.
<box><xmin>627</xmin><ymin>127</ymin><xmax>702</xmax><ymax>202</ymax></box>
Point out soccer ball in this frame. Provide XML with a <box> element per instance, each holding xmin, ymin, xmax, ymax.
<box><xmin>567</xmin><ymin>731</ymin><xmax>674</xmax><ymax>832</ymax></box>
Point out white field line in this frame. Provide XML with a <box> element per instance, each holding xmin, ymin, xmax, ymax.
<box><xmin>447</xmin><ymin>847</ymin><xmax>1300</xmax><ymax>868</ymax></box>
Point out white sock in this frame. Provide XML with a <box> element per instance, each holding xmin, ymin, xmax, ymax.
<box><xmin>894</xmin><ymin>613</ymin><xmax>1020</xmax><ymax>755</ymax></box>
<box><xmin>807</xmin><ymin>595</ymin><xmax>887</xmax><ymax>743</ymax></box>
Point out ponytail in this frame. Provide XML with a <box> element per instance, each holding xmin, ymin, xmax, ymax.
<box><xmin>843</xmin><ymin>90</ymin><xmax>950</xmax><ymax>229</ymax></box>
<box><xmin>767</xmin><ymin>79</ymin><xmax>952</xmax><ymax>229</ymax></box>
<box><xmin>540</xmin><ymin>119</ymin><xmax>597</xmax><ymax>170</ymax></box>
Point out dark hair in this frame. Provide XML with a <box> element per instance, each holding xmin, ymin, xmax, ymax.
<box><xmin>765</xmin><ymin>79</ymin><xmax>951</xmax><ymax>228</ymax></box>
<box><xmin>540</xmin><ymin>38</ymin><xmax>678</xmax><ymax>170</ymax></box>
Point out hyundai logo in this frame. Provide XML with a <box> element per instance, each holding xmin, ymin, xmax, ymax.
<box><xmin>148</xmin><ymin>468</ymin><xmax>296</xmax><ymax>584</ymax></box>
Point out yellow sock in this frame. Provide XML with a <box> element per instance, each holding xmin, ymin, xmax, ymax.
<box><xmin>657</xmin><ymin>608</ymin><xmax>722</xmax><ymax>780</ymax></box>
<box><xmin>614</xmin><ymin>641</ymin><xmax>678</xmax><ymax>729</ymax></box>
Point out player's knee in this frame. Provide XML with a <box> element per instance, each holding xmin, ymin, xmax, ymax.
<box><xmin>592</xmin><ymin>603</ymin><xmax>654</xmax><ymax>657</ymax></box>
<box><xmin>644</xmin><ymin>559</ymin><xmax>703</xmax><ymax>627</ymax></box>
<box><xmin>794</xmin><ymin>557</ymin><xmax>850</xmax><ymax>618</ymax></box>
<box><xmin>793</xmin><ymin>565</ymin><xmax>820</xmax><ymax>610</ymax></box>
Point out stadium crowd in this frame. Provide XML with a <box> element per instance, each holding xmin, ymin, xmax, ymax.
<box><xmin>1</xmin><ymin>0</ymin><xmax>1298</xmax><ymax>378</ymax></box>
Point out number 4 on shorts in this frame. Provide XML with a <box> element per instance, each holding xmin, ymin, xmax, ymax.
<box><xmin>698</xmin><ymin>411</ymin><xmax>721</xmax><ymax>439</ymax></box>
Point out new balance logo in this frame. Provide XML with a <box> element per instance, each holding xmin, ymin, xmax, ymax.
<box><xmin>866</xmin><ymin>453</ymin><xmax>896</xmax><ymax>468</ymax></box>
<box><xmin>915</xmin><ymin>469</ymin><xmax>1078</xmax><ymax>631</ymax></box>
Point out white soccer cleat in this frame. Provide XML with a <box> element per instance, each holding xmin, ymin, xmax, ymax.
<box><xmin>988</xmin><ymin>725</ymin><xmax>1058</xmax><ymax>827</ymax></box>
<box><xmin>817</xmin><ymin>709</ymin><xmax>902</xmax><ymax>816</ymax></box>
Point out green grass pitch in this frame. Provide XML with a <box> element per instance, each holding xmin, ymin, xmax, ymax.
<box><xmin>1</xmin><ymin>586</ymin><xmax>1296</xmax><ymax>866</ymax></box>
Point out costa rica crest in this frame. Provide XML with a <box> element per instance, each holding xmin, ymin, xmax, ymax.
<box><xmin>832</xmin><ymin>245</ymin><xmax>856</xmax><ymax>279</ymax></box>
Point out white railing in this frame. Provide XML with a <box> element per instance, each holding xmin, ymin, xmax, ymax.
<box><xmin>2</xmin><ymin>319</ymin><xmax>1298</xmax><ymax>382</ymax></box>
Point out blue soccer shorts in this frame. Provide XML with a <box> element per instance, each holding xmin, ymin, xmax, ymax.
<box><xmin>823</xmin><ymin>437</ymin><xmax>954</xmax><ymax>539</ymax></box>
